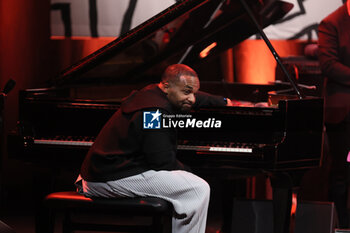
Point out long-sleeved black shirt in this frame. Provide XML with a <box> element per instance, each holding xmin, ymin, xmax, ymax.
<box><xmin>81</xmin><ymin>84</ymin><xmax>226</xmax><ymax>182</ymax></box>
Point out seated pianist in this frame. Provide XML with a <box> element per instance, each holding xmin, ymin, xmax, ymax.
<box><xmin>74</xmin><ymin>63</ymin><xmax>233</xmax><ymax>233</ymax></box>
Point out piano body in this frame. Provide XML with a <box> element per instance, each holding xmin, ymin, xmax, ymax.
<box><xmin>7</xmin><ymin>0</ymin><xmax>324</xmax><ymax>232</ymax></box>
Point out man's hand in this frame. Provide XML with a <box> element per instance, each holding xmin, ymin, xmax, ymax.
<box><xmin>225</xmin><ymin>98</ymin><xmax>233</xmax><ymax>106</ymax></box>
<box><xmin>225</xmin><ymin>99</ymin><xmax>269</xmax><ymax>107</ymax></box>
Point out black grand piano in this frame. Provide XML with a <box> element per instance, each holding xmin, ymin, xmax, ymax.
<box><xmin>7</xmin><ymin>0</ymin><xmax>324</xmax><ymax>232</ymax></box>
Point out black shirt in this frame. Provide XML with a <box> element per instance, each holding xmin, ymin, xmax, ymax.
<box><xmin>81</xmin><ymin>84</ymin><xmax>226</xmax><ymax>182</ymax></box>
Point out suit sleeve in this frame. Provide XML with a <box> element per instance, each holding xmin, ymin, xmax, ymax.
<box><xmin>193</xmin><ymin>91</ymin><xmax>227</xmax><ymax>108</ymax></box>
<box><xmin>318</xmin><ymin>19</ymin><xmax>350</xmax><ymax>86</ymax></box>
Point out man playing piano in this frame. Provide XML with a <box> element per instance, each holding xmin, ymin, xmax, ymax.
<box><xmin>75</xmin><ymin>64</ymin><xmax>232</xmax><ymax>233</ymax></box>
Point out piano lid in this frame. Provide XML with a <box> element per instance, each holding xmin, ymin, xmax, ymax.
<box><xmin>53</xmin><ymin>0</ymin><xmax>293</xmax><ymax>87</ymax></box>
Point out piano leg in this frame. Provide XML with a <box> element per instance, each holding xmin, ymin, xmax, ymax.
<box><xmin>220</xmin><ymin>179</ymin><xmax>246</xmax><ymax>232</ymax></box>
<box><xmin>271</xmin><ymin>172</ymin><xmax>301</xmax><ymax>233</ymax></box>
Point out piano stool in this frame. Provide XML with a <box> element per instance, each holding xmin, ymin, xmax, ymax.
<box><xmin>36</xmin><ymin>191</ymin><xmax>173</xmax><ymax>233</ymax></box>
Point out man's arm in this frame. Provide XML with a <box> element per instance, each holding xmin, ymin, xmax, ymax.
<box><xmin>318</xmin><ymin>20</ymin><xmax>350</xmax><ymax>86</ymax></box>
<box><xmin>193</xmin><ymin>91</ymin><xmax>232</xmax><ymax>108</ymax></box>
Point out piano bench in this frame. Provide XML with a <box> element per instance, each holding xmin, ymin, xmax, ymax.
<box><xmin>36</xmin><ymin>191</ymin><xmax>173</xmax><ymax>233</ymax></box>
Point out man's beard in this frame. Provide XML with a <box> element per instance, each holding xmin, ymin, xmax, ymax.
<box><xmin>180</xmin><ymin>104</ymin><xmax>192</xmax><ymax>112</ymax></box>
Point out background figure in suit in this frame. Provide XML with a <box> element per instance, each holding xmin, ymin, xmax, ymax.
<box><xmin>318</xmin><ymin>0</ymin><xmax>350</xmax><ymax>228</ymax></box>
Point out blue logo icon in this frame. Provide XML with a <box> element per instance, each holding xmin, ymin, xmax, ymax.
<box><xmin>143</xmin><ymin>110</ymin><xmax>162</xmax><ymax>129</ymax></box>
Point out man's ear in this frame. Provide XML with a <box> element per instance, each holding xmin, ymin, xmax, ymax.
<box><xmin>159</xmin><ymin>81</ymin><xmax>170</xmax><ymax>94</ymax></box>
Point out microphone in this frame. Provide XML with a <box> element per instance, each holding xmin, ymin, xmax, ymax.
<box><xmin>2</xmin><ymin>79</ymin><xmax>16</xmax><ymax>95</ymax></box>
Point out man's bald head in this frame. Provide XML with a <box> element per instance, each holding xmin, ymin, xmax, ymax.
<box><xmin>161</xmin><ymin>64</ymin><xmax>198</xmax><ymax>85</ymax></box>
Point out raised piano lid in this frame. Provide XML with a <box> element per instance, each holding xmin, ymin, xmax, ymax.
<box><xmin>52</xmin><ymin>0</ymin><xmax>293</xmax><ymax>89</ymax></box>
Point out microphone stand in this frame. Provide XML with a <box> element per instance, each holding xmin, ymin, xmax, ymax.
<box><xmin>0</xmin><ymin>79</ymin><xmax>16</xmax><ymax>151</ymax></box>
<box><xmin>0</xmin><ymin>78</ymin><xmax>16</xmax><ymax>136</ymax></box>
<box><xmin>0</xmin><ymin>79</ymin><xmax>16</xmax><ymax>207</ymax></box>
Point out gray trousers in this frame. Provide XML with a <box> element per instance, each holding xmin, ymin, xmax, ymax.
<box><xmin>75</xmin><ymin>170</ymin><xmax>210</xmax><ymax>233</ymax></box>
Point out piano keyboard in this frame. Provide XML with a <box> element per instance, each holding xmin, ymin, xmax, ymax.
<box><xmin>34</xmin><ymin>139</ymin><xmax>94</xmax><ymax>147</ymax></box>
<box><xmin>177</xmin><ymin>145</ymin><xmax>253</xmax><ymax>153</ymax></box>
<box><xmin>32</xmin><ymin>138</ymin><xmax>257</xmax><ymax>153</ymax></box>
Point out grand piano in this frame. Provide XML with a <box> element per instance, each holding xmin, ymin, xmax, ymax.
<box><xmin>7</xmin><ymin>0</ymin><xmax>324</xmax><ymax>232</ymax></box>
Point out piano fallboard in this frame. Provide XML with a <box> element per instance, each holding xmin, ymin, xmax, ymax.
<box><xmin>8</xmin><ymin>94</ymin><xmax>324</xmax><ymax>172</ymax></box>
